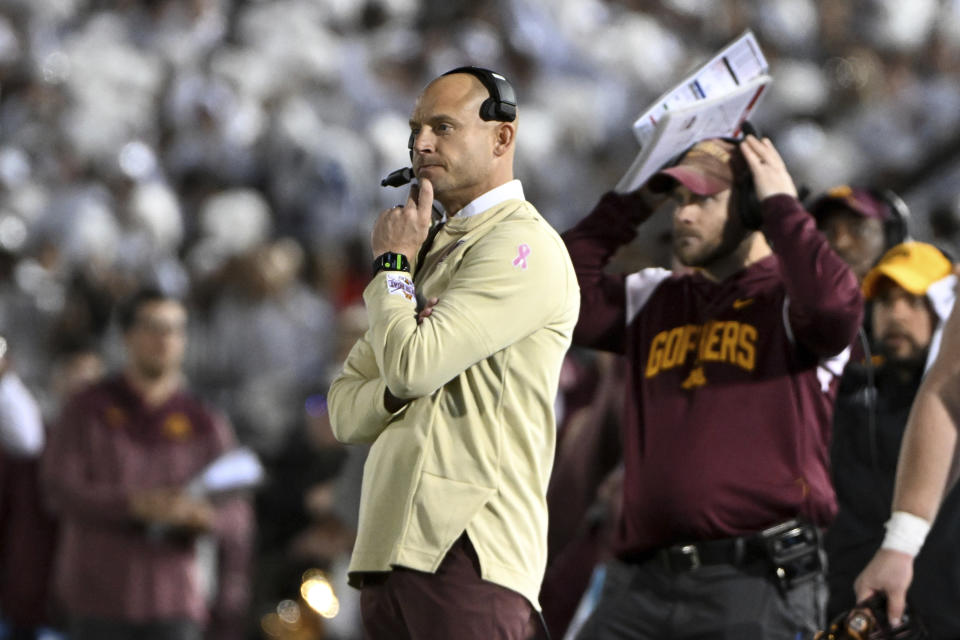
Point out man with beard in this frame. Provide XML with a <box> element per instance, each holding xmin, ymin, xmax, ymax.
<box><xmin>825</xmin><ymin>243</ymin><xmax>957</xmax><ymax>636</ymax></box>
<box><xmin>41</xmin><ymin>289</ymin><xmax>254</xmax><ymax>640</ymax></box>
<box><xmin>561</xmin><ymin>135</ymin><xmax>862</xmax><ymax>639</ymax></box>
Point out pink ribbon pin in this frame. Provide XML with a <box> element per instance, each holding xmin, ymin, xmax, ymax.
<box><xmin>512</xmin><ymin>243</ymin><xmax>531</xmax><ymax>269</ymax></box>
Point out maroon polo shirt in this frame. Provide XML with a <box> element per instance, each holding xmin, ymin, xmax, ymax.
<box><xmin>562</xmin><ymin>192</ymin><xmax>862</xmax><ymax>556</ymax></box>
<box><xmin>42</xmin><ymin>375</ymin><xmax>252</xmax><ymax>623</ymax></box>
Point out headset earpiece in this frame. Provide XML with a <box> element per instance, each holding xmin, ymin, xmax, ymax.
<box><xmin>868</xmin><ymin>188</ymin><xmax>910</xmax><ymax>249</ymax></box>
<box><xmin>441</xmin><ymin>66</ymin><xmax>517</xmax><ymax>123</ymax></box>
<box><xmin>731</xmin><ymin>122</ymin><xmax>763</xmax><ymax>230</ymax></box>
<box><xmin>736</xmin><ymin>173</ymin><xmax>762</xmax><ymax>230</ymax></box>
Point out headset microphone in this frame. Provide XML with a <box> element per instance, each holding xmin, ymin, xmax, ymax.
<box><xmin>379</xmin><ymin>167</ymin><xmax>445</xmax><ymax>221</ymax></box>
<box><xmin>381</xmin><ymin>130</ymin><xmax>418</xmax><ymax>188</ymax></box>
<box><xmin>381</xmin><ymin>167</ymin><xmax>414</xmax><ymax>188</ymax></box>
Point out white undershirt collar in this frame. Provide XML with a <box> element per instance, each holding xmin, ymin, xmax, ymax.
<box><xmin>452</xmin><ymin>180</ymin><xmax>524</xmax><ymax>219</ymax></box>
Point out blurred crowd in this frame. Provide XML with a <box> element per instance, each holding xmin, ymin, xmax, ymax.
<box><xmin>3</xmin><ymin>0</ymin><xmax>960</xmax><ymax>638</ymax></box>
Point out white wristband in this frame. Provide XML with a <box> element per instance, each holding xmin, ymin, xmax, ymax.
<box><xmin>881</xmin><ymin>510</ymin><xmax>931</xmax><ymax>557</ymax></box>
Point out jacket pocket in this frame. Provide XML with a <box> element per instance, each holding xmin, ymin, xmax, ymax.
<box><xmin>405</xmin><ymin>471</ymin><xmax>495</xmax><ymax>552</ymax></box>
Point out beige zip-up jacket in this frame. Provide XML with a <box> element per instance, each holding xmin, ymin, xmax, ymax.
<box><xmin>328</xmin><ymin>184</ymin><xmax>579</xmax><ymax>608</ymax></box>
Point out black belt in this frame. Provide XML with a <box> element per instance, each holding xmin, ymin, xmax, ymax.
<box><xmin>621</xmin><ymin>520</ymin><xmax>822</xmax><ymax>576</ymax></box>
<box><xmin>623</xmin><ymin>536</ymin><xmax>759</xmax><ymax>573</ymax></box>
<box><xmin>622</xmin><ymin>521</ymin><xmax>825</xmax><ymax>600</ymax></box>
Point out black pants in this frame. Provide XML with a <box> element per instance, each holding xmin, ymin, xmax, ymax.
<box><xmin>70</xmin><ymin>618</ymin><xmax>202</xmax><ymax>640</ymax></box>
<box><xmin>575</xmin><ymin>555</ymin><xmax>826</xmax><ymax>640</ymax></box>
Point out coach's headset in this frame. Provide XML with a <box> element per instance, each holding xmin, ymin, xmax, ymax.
<box><xmin>872</xmin><ymin>188</ymin><xmax>911</xmax><ymax>249</ymax></box>
<box><xmin>725</xmin><ymin>121</ymin><xmax>763</xmax><ymax>231</ymax></box>
<box><xmin>380</xmin><ymin>66</ymin><xmax>517</xmax><ymax>188</ymax></box>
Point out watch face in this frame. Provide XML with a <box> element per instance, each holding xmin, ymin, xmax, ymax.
<box><xmin>373</xmin><ymin>252</ymin><xmax>410</xmax><ymax>275</ymax></box>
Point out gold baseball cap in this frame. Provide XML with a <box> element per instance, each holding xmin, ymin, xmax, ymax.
<box><xmin>862</xmin><ymin>241</ymin><xmax>952</xmax><ymax>299</ymax></box>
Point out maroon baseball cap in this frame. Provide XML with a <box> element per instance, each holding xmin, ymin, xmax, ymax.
<box><xmin>648</xmin><ymin>138</ymin><xmax>749</xmax><ymax>196</ymax></box>
<box><xmin>808</xmin><ymin>186</ymin><xmax>891</xmax><ymax>223</ymax></box>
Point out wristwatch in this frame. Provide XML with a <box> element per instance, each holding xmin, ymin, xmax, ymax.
<box><xmin>372</xmin><ymin>252</ymin><xmax>411</xmax><ymax>276</ymax></box>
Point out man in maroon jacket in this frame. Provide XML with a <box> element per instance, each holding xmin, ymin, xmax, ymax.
<box><xmin>41</xmin><ymin>289</ymin><xmax>254</xmax><ymax>640</ymax></box>
<box><xmin>561</xmin><ymin>135</ymin><xmax>863</xmax><ymax>639</ymax></box>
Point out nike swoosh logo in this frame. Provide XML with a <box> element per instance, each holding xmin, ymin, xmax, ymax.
<box><xmin>733</xmin><ymin>298</ymin><xmax>754</xmax><ymax>310</ymax></box>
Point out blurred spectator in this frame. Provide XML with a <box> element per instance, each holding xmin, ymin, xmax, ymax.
<box><xmin>808</xmin><ymin>185</ymin><xmax>909</xmax><ymax>281</ymax></box>
<box><xmin>0</xmin><ymin>340</ymin><xmax>104</xmax><ymax>640</ymax></box>
<box><xmin>40</xmin><ymin>288</ymin><xmax>254</xmax><ymax>640</ymax></box>
<box><xmin>189</xmin><ymin>236</ymin><xmax>335</xmax><ymax>456</ymax></box>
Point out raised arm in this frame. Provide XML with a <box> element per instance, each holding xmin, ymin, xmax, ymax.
<box><xmin>561</xmin><ymin>189</ymin><xmax>660</xmax><ymax>352</ymax></box>
<box><xmin>741</xmin><ymin>136</ymin><xmax>863</xmax><ymax>356</ymax></box>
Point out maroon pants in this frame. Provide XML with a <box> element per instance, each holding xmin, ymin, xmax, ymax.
<box><xmin>360</xmin><ymin>534</ymin><xmax>537</xmax><ymax>640</ymax></box>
